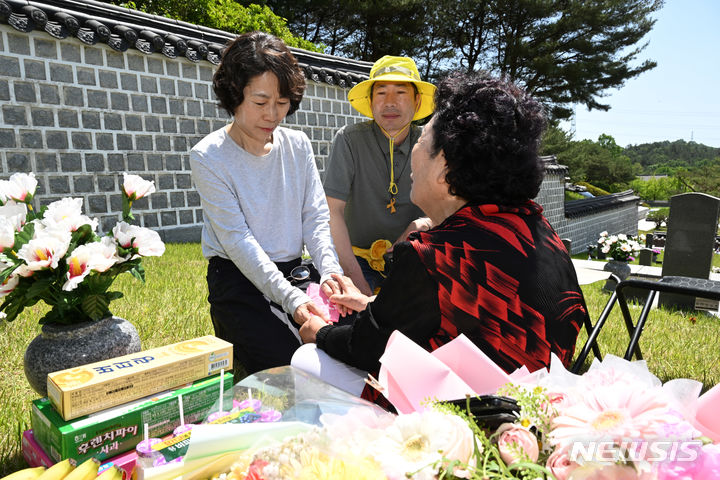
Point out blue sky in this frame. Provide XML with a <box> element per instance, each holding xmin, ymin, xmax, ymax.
<box><xmin>559</xmin><ymin>0</ymin><xmax>720</xmax><ymax>148</ymax></box>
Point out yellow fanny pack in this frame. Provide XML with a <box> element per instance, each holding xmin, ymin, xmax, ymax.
<box><xmin>352</xmin><ymin>239</ymin><xmax>393</xmax><ymax>275</ymax></box>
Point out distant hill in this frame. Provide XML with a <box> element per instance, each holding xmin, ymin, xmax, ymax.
<box><xmin>624</xmin><ymin>140</ymin><xmax>720</xmax><ymax>174</ymax></box>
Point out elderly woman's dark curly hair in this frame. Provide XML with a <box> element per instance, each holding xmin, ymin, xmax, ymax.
<box><xmin>213</xmin><ymin>31</ymin><xmax>305</xmax><ymax>117</ymax></box>
<box><xmin>430</xmin><ymin>72</ymin><xmax>547</xmax><ymax>205</ymax></box>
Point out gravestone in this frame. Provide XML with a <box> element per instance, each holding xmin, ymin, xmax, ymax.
<box><xmin>659</xmin><ymin>193</ymin><xmax>720</xmax><ymax>310</ymax></box>
<box><xmin>638</xmin><ymin>248</ymin><xmax>653</xmax><ymax>266</ymax></box>
<box><xmin>645</xmin><ymin>233</ymin><xmax>653</xmax><ymax>248</ymax></box>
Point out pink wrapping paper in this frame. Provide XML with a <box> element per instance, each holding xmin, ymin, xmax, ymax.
<box><xmin>695</xmin><ymin>382</ymin><xmax>720</xmax><ymax>442</ymax></box>
<box><xmin>377</xmin><ymin>331</ymin><xmax>511</xmax><ymax>414</ymax></box>
<box><xmin>307</xmin><ymin>283</ymin><xmax>339</xmax><ymax>323</ymax></box>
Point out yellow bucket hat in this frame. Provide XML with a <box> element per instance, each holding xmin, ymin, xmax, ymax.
<box><xmin>348</xmin><ymin>56</ymin><xmax>436</xmax><ymax>121</ymax></box>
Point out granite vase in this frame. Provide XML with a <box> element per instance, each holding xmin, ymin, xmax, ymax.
<box><xmin>603</xmin><ymin>259</ymin><xmax>632</xmax><ymax>291</ymax></box>
<box><xmin>24</xmin><ymin>316</ymin><xmax>141</xmax><ymax>396</ymax></box>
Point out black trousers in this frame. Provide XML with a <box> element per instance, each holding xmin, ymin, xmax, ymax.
<box><xmin>206</xmin><ymin>256</ymin><xmax>319</xmax><ymax>376</ymax></box>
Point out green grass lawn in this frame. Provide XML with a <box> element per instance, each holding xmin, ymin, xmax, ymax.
<box><xmin>1</xmin><ymin>244</ymin><xmax>719</xmax><ymax>474</ymax></box>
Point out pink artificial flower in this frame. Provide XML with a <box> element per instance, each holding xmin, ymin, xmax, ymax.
<box><xmin>569</xmin><ymin>464</ymin><xmax>655</xmax><ymax>480</ymax></box>
<box><xmin>655</xmin><ymin>443</ymin><xmax>720</xmax><ymax>480</ymax></box>
<box><xmin>546</xmin><ymin>445</ymin><xmax>579</xmax><ymax>480</ymax></box>
<box><xmin>496</xmin><ymin>422</ymin><xmax>539</xmax><ymax>465</ymax></box>
<box><xmin>547</xmin><ymin>391</ymin><xmax>575</xmax><ymax>412</ymax></box>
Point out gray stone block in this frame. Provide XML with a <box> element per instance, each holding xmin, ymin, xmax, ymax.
<box><xmin>62</xmin><ymin>86</ymin><xmax>84</xmax><ymax>106</ymax></box>
<box><xmin>151</xmin><ymin>97</ymin><xmax>168</xmax><ymax>114</ymax></box>
<box><xmin>0</xmin><ymin>56</ymin><xmax>21</xmax><ymax>77</ymax></box>
<box><xmin>178</xmin><ymin>80</ymin><xmax>192</xmax><ymax>97</ymax></box>
<box><xmin>50</xmin><ymin>63</ymin><xmax>74</xmax><ymax>83</ymax></box>
<box><xmin>76</xmin><ymin>67</ymin><xmax>96</xmax><ymax>85</ymax></box>
<box><xmin>186</xmin><ymin>100</ymin><xmax>201</xmax><ymax>116</ymax></box>
<box><xmin>140</xmin><ymin>76</ymin><xmax>158</xmax><ymax>93</ymax></box>
<box><xmin>20</xmin><ymin>130</ymin><xmax>43</xmax><ymax>149</ymax></box>
<box><xmin>82</xmin><ymin>111</ymin><xmax>101</xmax><ymax>129</ymax></box>
<box><xmin>202</xmin><ymin>101</ymin><xmax>217</xmax><ymax>118</ymax></box>
<box><xmin>162</xmin><ymin>225</ymin><xmax>202</xmax><ymax>243</ymax></box>
<box><xmin>85</xmin><ymin>153</ymin><xmax>105</xmax><ymax>171</ymax></box>
<box><xmin>160</xmin><ymin>79</ymin><xmax>175</xmax><ymax>95</ymax></box>
<box><xmin>162</xmin><ymin>117</ymin><xmax>177</xmax><ymax>132</ymax></box>
<box><xmin>194</xmin><ymin>83</ymin><xmax>208</xmax><ymax>99</ymax></box>
<box><xmin>71</xmin><ymin>132</ymin><xmax>92</xmax><ymax>150</ymax></box>
<box><xmin>121</xmin><ymin>73</ymin><xmax>139</xmax><ymax>91</ymax></box>
<box><xmin>127</xmin><ymin>55</ymin><xmax>145</xmax><ymax>72</ymax></box>
<box><xmin>49</xmin><ymin>176</ymin><xmax>70</xmax><ymax>194</ymax></box>
<box><xmin>73</xmin><ymin>175</ymin><xmax>94</xmax><ymax>193</ymax></box>
<box><xmin>147</xmin><ymin>154</ymin><xmax>162</xmax><ymax>170</ymax></box>
<box><xmin>179</xmin><ymin>209</ymin><xmax>194</xmax><ymax>224</ymax></box>
<box><xmin>179</xmin><ymin>119</ymin><xmax>195</xmax><ymax>134</ymax></box>
<box><xmin>131</xmin><ymin>95</ymin><xmax>148</xmax><ymax>112</ymax></box>
<box><xmin>158</xmin><ymin>174</ymin><xmax>174</xmax><ymax>189</ymax></box>
<box><xmin>196</xmin><ymin>119</ymin><xmax>211</xmax><ymax>134</ymax></box>
<box><xmin>110</xmin><ymin>92</ymin><xmax>129</xmax><ymax>111</ymax></box>
<box><xmin>47</xmin><ymin>131</ymin><xmax>69</xmax><ymax>149</ymax></box>
<box><xmin>195</xmin><ymin>209</ymin><xmax>203</xmax><ymax>222</ymax></box>
<box><xmin>60</xmin><ymin>152</ymin><xmax>81</xmax><ymax>171</ymax></box>
<box><xmin>136</xmin><ymin>135</ymin><xmax>153</xmax><ymax>151</ymax></box>
<box><xmin>0</xmin><ymin>80</ymin><xmax>8</xmax><ymax>101</ymax></box>
<box><xmin>106</xmin><ymin>51</ymin><xmax>125</xmax><ymax>69</ymax></box>
<box><xmin>165</xmin><ymin>154</ymin><xmax>181</xmax><ymax>170</ymax></box>
<box><xmin>96</xmin><ymin>133</ymin><xmax>114</xmax><ymax>150</ymax></box>
<box><xmin>24</xmin><ymin>59</ymin><xmax>46</xmax><ymax>80</ymax></box>
<box><xmin>8</xmin><ymin>34</ymin><xmax>30</xmax><ymax>54</ymax></box>
<box><xmin>99</xmin><ymin>70</ymin><xmax>118</xmax><ymax>89</ymax></box>
<box><xmin>155</xmin><ymin>136</ymin><xmax>171</xmax><ymax>151</ymax></box>
<box><xmin>108</xmin><ymin>154</ymin><xmax>125</xmax><ymax>171</ymax></box>
<box><xmin>109</xmin><ymin>194</ymin><xmax>122</xmax><ymax>211</ymax></box>
<box><xmin>40</xmin><ymin>84</ymin><xmax>60</xmax><ymax>104</ymax></box>
<box><xmin>97</xmin><ymin>175</ymin><xmax>115</xmax><ymax>191</ymax></box>
<box><xmin>34</xmin><ymin>38</ymin><xmax>56</xmax><ymax>58</ymax></box>
<box><xmin>145</xmin><ymin>117</ymin><xmax>160</xmax><ymax>132</ymax></box>
<box><xmin>84</xmin><ymin>48</ymin><xmax>104</xmax><ymax>66</ymax></box>
<box><xmin>169</xmin><ymin>99</ymin><xmax>184</xmax><ymax>115</ymax></box>
<box><xmin>60</xmin><ymin>43</ymin><xmax>81</xmax><ymax>63</ymax></box>
<box><xmin>88</xmin><ymin>195</ymin><xmax>108</xmax><ymax>213</ymax></box>
<box><xmin>172</xmin><ymin>136</ymin><xmax>187</xmax><ymax>151</ymax></box>
<box><xmin>14</xmin><ymin>82</ymin><xmax>36</xmax><ymax>102</ymax></box>
<box><xmin>117</xmin><ymin>134</ymin><xmax>133</xmax><ymax>150</ymax></box>
<box><xmin>7</xmin><ymin>153</ymin><xmax>30</xmax><ymax>171</ymax></box>
<box><xmin>58</xmin><ymin>110</ymin><xmax>79</xmax><ymax>128</ymax></box>
<box><xmin>35</xmin><ymin>152</ymin><xmax>58</xmax><ymax>172</ymax></box>
<box><xmin>125</xmin><ymin>114</ymin><xmax>143</xmax><ymax>131</ymax></box>
<box><xmin>0</xmin><ymin>129</ymin><xmax>16</xmax><ymax>148</ymax></box>
<box><xmin>176</xmin><ymin>173</ymin><xmax>191</xmax><ymax>189</ymax></box>
<box><xmin>142</xmin><ymin>213</ymin><xmax>159</xmax><ymax>227</ymax></box>
<box><xmin>103</xmin><ymin>113</ymin><xmax>123</xmax><ymax>130</ymax></box>
<box><xmin>31</xmin><ymin>108</ymin><xmax>54</xmax><ymax>127</ymax></box>
<box><xmin>187</xmin><ymin>190</ymin><xmax>200</xmax><ymax>206</ymax></box>
<box><xmin>170</xmin><ymin>191</ymin><xmax>185</xmax><ymax>207</ymax></box>
<box><xmin>101</xmin><ymin>215</ymin><xmax>119</xmax><ymax>233</ymax></box>
<box><xmin>166</xmin><ymin>62</ymin><xmax>179</xmax><ymax>77</ymax></box>
<box><xmin>161</xmin><ymin>210</ymin><xmax>178</xmax><ymax>226</ymax></box>
<box><xmin>151</xmin><ymin>193</ymin><xmax>168</xmax><ymax>209</ymax></box>
<box><xmin>127</xmin><ymin>153</ymin><xmax>144</xmax><ymax>170</ymax></box>
<box><xmin>147</xmin><ymin>58</ymin><xmax>164</xmax><ymax>74</ymax></box>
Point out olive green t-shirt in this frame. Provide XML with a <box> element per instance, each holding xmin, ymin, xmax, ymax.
<box><xmin>323</xmin><ymin>120</ymin><xmax>424</xmax><ymax>249</ymax></box>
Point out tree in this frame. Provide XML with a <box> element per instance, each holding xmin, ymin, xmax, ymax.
<box><xmin>110</xmin><ymin>0</ymin><xmax>322</xmax><ymax>51</ymax></box>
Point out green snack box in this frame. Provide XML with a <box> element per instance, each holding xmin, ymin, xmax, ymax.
<box><xmin>31</xmin><ymin>372</ymin><xmax>233</xmax><ymax>464</ymax></box>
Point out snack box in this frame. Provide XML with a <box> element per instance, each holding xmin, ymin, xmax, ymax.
<box><xmin>47</xmin><ymin>336</ymin><xmax>233</xmax><ymax>420</ymax></box>
<box><xmin>23</xmin><ymin>430</ymin><xmax>137</xmax><ymax>480</ymax></box>
<box><xmin>31</xmin><ymin>372</ymin><xmax>234</xmax><ymax>464</ymax></box>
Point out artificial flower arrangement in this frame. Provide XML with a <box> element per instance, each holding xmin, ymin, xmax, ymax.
<box><xmin>199</xmin><ymin>355</ymin><xmax>719</xmax><ymax>480</ymax></box>
<box><xmin>597</xmin><ymin>231</ymin><xmax>645</xmax><ymax>262</ymax></box>
<box><xmin>0</xmin><ymin>172</ymin><xmax>165</xmax><ymax>325</ymax></box>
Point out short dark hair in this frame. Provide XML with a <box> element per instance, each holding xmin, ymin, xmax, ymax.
<box><xmin>213</xmin><ymin>31</ymin><xmax>305</xmax><ymax>117</ymax></box>
<box><xmin>431</xmin><ymin>72</ymin><xmax>547</xmax><ymax>205</ymax></box>
<box><xmin>370</xmin><ymin>81</ymin><xmax>419</xmax><ymax>99</ymax></box>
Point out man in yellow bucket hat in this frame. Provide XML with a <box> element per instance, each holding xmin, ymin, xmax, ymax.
<box><xmin>324</xmin><ymin>55</ymin><xmax>436</xmax><ymax>295</ymax></box>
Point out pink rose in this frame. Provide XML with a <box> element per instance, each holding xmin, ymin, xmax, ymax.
<box><xmin>546</xmin><ymin>445</ymin><xmax>579</xmax><ymax>480</ymax></box>
<box><xmin>496</xmin><ymin>422</ymin><xmax>539</xmax><ymax>465</ymax></box>
<box><xmin>547</xmin><ymin>391</ymin><xmax>574</xmax><ymax>412</ymax></box>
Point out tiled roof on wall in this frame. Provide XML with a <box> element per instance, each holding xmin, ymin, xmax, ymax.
<box><xmin>0</xmin><ymin>0</ymin><xmax>372</xmax><ymax>87</ymax></box>
<box><xmin>564</xmin><ymin>190</ymin><xmax>640</xmax><ymax>218</ymax></box>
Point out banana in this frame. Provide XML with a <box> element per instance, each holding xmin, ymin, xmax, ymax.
<box><xmin>62</xmin><ymin>458</ymin><xmax>99</xmax><ymax>480</ymax></box>
<box><xmin>37</xmin><ymin>459</ymin><xmax>75</xmax><ymax>480</ymax></box>
<box><xmin>111</xmin><ymin>467</ymin><xmax>124</xmax><ymax>480</ymax></box>
<box><xmin>95</xmin><ymin>465</ymin><xmax>118</xmax><ymax>480</ymax></box>
<box><xmin>0</xmin><ymin>466</ymin><xmax>47</xmax><ymax>480</ymax></box>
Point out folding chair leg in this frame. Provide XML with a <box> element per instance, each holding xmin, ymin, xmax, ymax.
<box><xmin>623</xmin><ymin>290</ymin><xmax>658</xmax><ymax>361</ymax></box>
<box><xmin>571</xmin><ymin>290</ymin><xmax>618</xmax><ymax>374</ymax></box>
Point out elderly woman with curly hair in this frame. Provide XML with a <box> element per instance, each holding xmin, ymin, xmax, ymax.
<box><xmin>190</xmin><ymin>32</ymin><xmax>344</xmax><ymax>375</ymax></box>
<box><xmin>294</xmin><ymin>71</ymin><xmax>589</xmax><ymax>402</ymax></box>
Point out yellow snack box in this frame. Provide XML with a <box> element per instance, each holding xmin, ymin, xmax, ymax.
<box><xmin>47</xmin><ymin>336</ymin><xmax>233</xmax><ymax>420</ymax></box>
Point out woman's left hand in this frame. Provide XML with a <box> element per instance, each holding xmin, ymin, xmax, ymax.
<box><xmin>321</xmin><ymin>277</ymin><xmax>349</xmax><ymax>316</ymax></box>
<box><xmin>293</xmin><ymin>301</ymin><xmax>329</xmax><ymax>326</ymax></box>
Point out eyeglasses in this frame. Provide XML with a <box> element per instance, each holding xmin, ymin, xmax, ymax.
<box><xmin>286</xmin><ymin>265</ymin><xmax>310</xmax><ymax>283</ymax></box>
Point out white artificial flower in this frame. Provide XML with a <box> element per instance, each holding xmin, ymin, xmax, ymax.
<box><xmin>42</xmin><ymin>198</ymin><xmax>98</xmax><ymax>233</ymax></box>
<box><xmin>0</xmin><ymin>217</ymin><xmax>16</xmax><ymax>250</ymax></box>
<box><xmin>600</xmin><ymin>231</ymin><xmax>608</xmax><ymax>237</ymax></box>
<box><xmin>122</xmin><ymin>173</ymin><xmax>156</xmax><ymax>200</ymax></box>
<box><xmin>618</xmin><ymin>234</ymin><xmax>627</xmax><ymax>241</ymax></box>
<box><xmin>609</xmin><ymin>235</ymin><xmax>618</xmax><ymax>243</ymax></box>
<box><xmin>621</xmin><ymin>244</ymin><xmax>632</xmax><ymax>252</ymax></box>
<box><xmin>601</xmin><ymin>245</ymin><xmax>610</xmax><ymax>254</ymax></box>
<box><xmin>0</xmin><ymin>172</ymin><xmax>38</xmax><ymax>202</ymax></box>
<box><xmin>0</xmin><ymin>272</ymin><xmax>19</xmax><ymax>297</ymax></box>
<box><xmin>112</xmin><ymin>222</ymin><xmax>165</xmax><ymax>258</ymax></box>
<box><xmin>62</xmin><ymin>239</ymin><xmax>118</xmax><ymax>291</ymax></box>
<box><xmin>0</xmin><ymin>201</ymin><xmax>27</xmax><ymax>230</ymax></box>
<box><xmin>17</xmin><ymin>229</ymin><xmax>71</xmax><ymax>271</ymax></box>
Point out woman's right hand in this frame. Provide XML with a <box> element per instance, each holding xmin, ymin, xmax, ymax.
<box><xmin>293</xmin><ymin>301</ymin><xmax>329</xmax><ymax>326</ymax></box>
<box><xmin>328</xmin><ymin>273</ymin><xmax>373</xmax><ymax>313</ymax></box>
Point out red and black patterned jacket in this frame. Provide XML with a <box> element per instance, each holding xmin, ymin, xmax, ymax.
<box><xmin>316</xmin><ymin>202</ymin><xmax>589</xmax><ymax>406</ymax></box>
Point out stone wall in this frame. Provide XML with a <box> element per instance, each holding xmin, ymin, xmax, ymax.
<box><xmin>0</xmin><ymin>27</ymin><xmax>365</xmax><ymax>242</ymax></box>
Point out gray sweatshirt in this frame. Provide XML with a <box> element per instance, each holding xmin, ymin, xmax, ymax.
<box><xmin>190</xmin><ymin>126</ymin><xmax>342</xmax><ymax>316</ymax></box>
